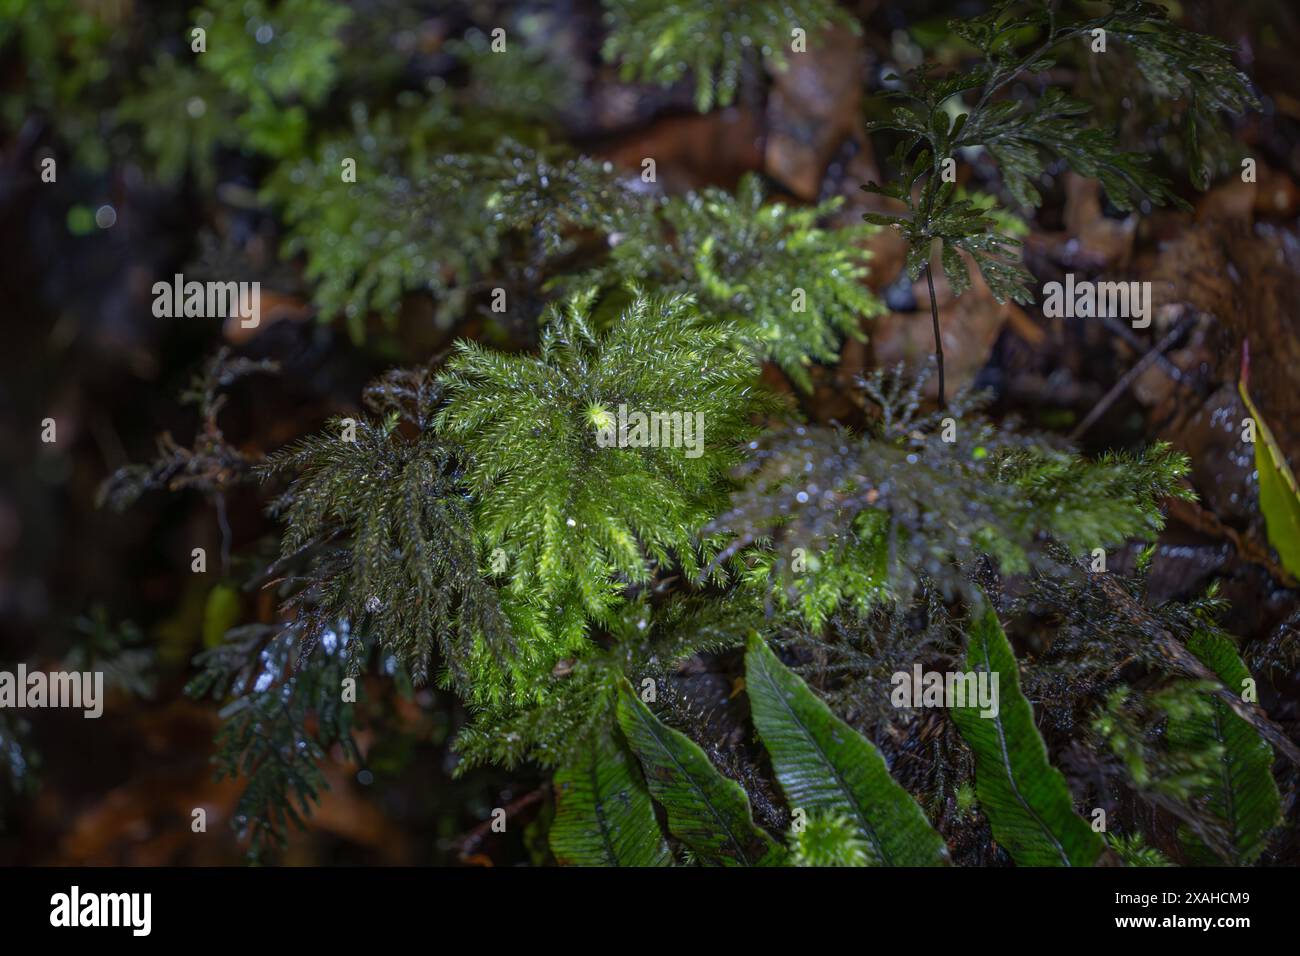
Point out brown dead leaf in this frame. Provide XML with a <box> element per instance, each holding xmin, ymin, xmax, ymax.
<box><xmin>1027</xmin><ymin>173</ymin><xmax>1135</xmax><ymax>270</ymax></box>
<box><xmin>867</xmin><ymin>254</ymin><xmax>1012</xmax><ymax>400</ymax></box>
<box><xmin>1196</xmin><ymin>177</ymin><xmax>1256</xmax><ymax>223</ymax></box>
<box><xmin>222</xmin><ymin>289</ymin><xmax>313</xmax><ymax>344</ymax></box>
<box><xmin>598</xmin><ymin>108</ymin><xmax>765</xmax><ymax>193</ymax></box>
<box><xmin>765</xmin><ymin>28</ymin><xmax>866</xmax><ymax>200</ymax></box>
<box><xmin>1193</xmin><ymin>161</ymin><xmax>1296</xmax><ymax>224</ymax></box>
<box><xmin>1253</xmin><ymin>162</ymin><xmax>1300</xmax><ymax>219</ymax></box>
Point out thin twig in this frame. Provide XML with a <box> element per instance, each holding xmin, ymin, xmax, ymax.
<box><xmin>1166</xmin><ymin>496</ymin><xmax>1296</xmax><ymax>588</ymax></box>
<box><xmin>216</xmin><ymin>491</ymin><xmax>232</xmax><ymax>576</ymax></box>
<box><xmin>452</xmin><ymin>786</ymin><xmax>547</xmax><ymax>863</ymax></box>
<box><xmin>1100</xmin><ymin>315</ymin><xmax>1199</xmax><ymax>397</ymax></box>
<box><xmin>1070</xmin><ymin>318</ymin><xmax>1189</xmax><ymax>441</ymax></box>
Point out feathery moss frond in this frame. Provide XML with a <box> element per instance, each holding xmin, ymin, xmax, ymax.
<box><xmin>267</xmin><ymin>138</ymin><xmax>631</xmax><ymax>339</ymax></box>
<box><xmin>453</xmin><ymin>591</ymin><xmax>766</xmax><ymax>773</ymax></box>
<box><xmin>789</xmin><ymin>812</ymin><xmax>872</xmax><ymax>867</ymax></box>
<box><xmin>187</xmin><ymin>624</ymin><xmax>359</xmax><ymax>862</ymax></box>
<box><xmin>197</xmin><ymin>0</ymin><xmax>352</xmax><ymax>158</ymax></box>
<box><xmin>582</xmin><ymin>173</ymin><xmax>882</xmax><ymax>389</ymax></box>
<box><xmin>602</xmin><ymin>0</ymin><xmax>859</xmax><ymax>112</ymax></box>
<box><xmin>260</xmin><ymin>390</ymin><xmax>513</xmax><ymax>694</ymax></box>
<box><xmin>714</xmin><ymin>365</ymin><xmax>1190</xmax><ymax>621</ymax></box>
<box><xmin>437</xmin><ymin>286</ymin><xmax>771</xmax><ymax>627</ymax></box>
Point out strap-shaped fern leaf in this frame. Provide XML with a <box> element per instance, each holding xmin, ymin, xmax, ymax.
<box><xmin>951</xmin><ymin>605</ymin><xmax>1103</xmax><ymax>866</ymax></box>
<box><xmin>1170</xmin><ymin>631</ymin><xmax>1281</xmax><ymax>865</ymax></box>
<box><xmin>745</xmin><ymin>634</ymin><xmax>949</xmax><ymax>866</ymax></box>
<box><xmin>615</xmin><ymin>679</ymin><xmax>782</xmax><ymax>866</ymax></box>
<box><xmin>550</xmin><ymin>730</ymin><xmax>671</xmax><ymax>867</ymax></box>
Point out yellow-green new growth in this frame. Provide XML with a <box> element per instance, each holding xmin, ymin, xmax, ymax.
<box><xmin>436</xmin><ymin>286</ymin><xmax>772</xmax><ymax>638</ymax></box>
<box><xmin>602</xmin><ymin>0</ymin><xmax>860</xmax><ymax>112</ymax></box>
<box><xmin>583</xmin><ymin>173</ymin><xmax>882</xmax><ymax>390</ymax></box>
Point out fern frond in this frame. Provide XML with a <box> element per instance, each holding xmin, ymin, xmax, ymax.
<box><xmin>616</xmin><ymin>679</ymin><xmax>784</xmax><ymax>866</ymax></box>
<box><xmin>550</xmin><ymin>730</ymin><xmax>672</xmax><ymax>866</ymax></box>
<box><xmin>746</xmin><ymin>635</ymin><xmax>949</xmax><ymax>865</ymax></box>
<box><xmin>951</xmin><ymin>604</ymin><xmax>1104</xmax><ymax>866</ymax></box>
<box><xmin>1170</xmin><ymin>630</ymin><xmax>1282</xmax><ymax>864</ymax></box>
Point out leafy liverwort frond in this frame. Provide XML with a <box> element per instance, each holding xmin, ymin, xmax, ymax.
<box><xmin>114</xmin><ymin>54</ymin><xmax>242</xmax><ymax>189</ymax></box>
<box><xmin>1092</xmin><ymin>681</ymin><xmax>1236</xmax><ymax>859</ymax></box>
<box><xmin>434</xmin><ymin>140</ymin><xmax>636</xmax><ymax>259</ymax></box>
<box><xmin>586</xmin><ymin>173</ymin><xmax>882</xmax><ymax>390</ymax></box>
<box><xmin>268</xmin><ymin>136</ymin><xmax>631</xmax><ymax>340</ymax></box>
<box><xmin>713</xmin><ymin>366</ymin><xmax>1191</xmax><ymax>621</ymax></box>
<box><xmin>926</xmin><ymin>0</ymin><xmax>1254</xmax><ymax>200</ymax></box>
<box><xmin>198</xmin><ymin>0</ymin><xmax>353</xmax><ymax>158</ymax></box>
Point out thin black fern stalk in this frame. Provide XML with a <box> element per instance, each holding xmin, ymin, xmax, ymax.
<box><xmin>924</xmin><ymin>262</ymin><xmax>946</xmax><ymax>410</ymax></box>
<box><xmin>1069</xmin><ymin>316</ymin><xmax>1189</xmax><ymax>441</ymax></box>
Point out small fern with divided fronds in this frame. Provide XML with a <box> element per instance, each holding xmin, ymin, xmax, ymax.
<box><xmin>863</xmin><ymin>0</ymin><xmax>1257</xmax><ymax>405</ymax></box>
